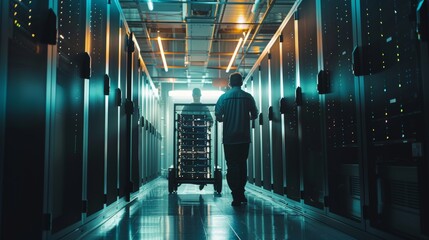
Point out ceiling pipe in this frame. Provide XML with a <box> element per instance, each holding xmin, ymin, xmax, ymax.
<box><xmin>243</xmin><ymin>0</ymin><xmax>302</xmax><ymax>83</ymax></box>
<box><xmin>236</xmin><ymin>0</ymin><xmax>278</xmax><ymax>71</ymax></box>
<box><xmin>129</xmin><ymin>20</ymin><xmax>281</xmax><ymax>25</ymax></box>
<box><xmin>206</xmin><ymin>0</ymin><xmax>228</xmax><ymax>73</ymax></box>
<box><xmin>136</xmin><ymin>37</ymin><xmax>273</xmax><ymax>41</ymax></box>
<box><xmin>122</xmin><ymin>0</ymin><xmax>254</xmax><ymax>5</ymax></box>
<box><xmin>134</xmin><ymin>0</ymin><xmax>157</xmax><ymax>67</ymax></box>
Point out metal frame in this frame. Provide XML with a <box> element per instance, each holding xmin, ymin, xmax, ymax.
<box><xmin>170</xmin><ymin>103</ymin><xmax>221</xmax><ymax>191</ymax></box>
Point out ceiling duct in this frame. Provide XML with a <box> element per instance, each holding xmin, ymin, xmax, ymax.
<box><xmin>185</xmin><ymin>0</ymin><xmax>216</xmax><ymax>79</ymax></box>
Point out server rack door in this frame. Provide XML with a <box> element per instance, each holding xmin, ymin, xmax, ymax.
<box><xmin>86</xmin><ymin>0</ymin><xmax>108</xmax><ymax>215</ymax></box>
<box><xmin>118</xmin><ymin>24</ymin><xmax>128</xmax><ymax>198</ymax></box>
<box><xmin>360</xmin><ymin>1</ymin><xmax>427</xmax><ymax>238</ymax></box>
<box><xmin>3</xmin><ymin>1</ymin><xmax>49</xmax><ymax>238</ymax></box>
<box><xmin>51</xmin><ymin>0</ymin><xmax>86</xmax><ymax>233</ymax></box>
<box><xmin>137</xmin><ymin>73</ymin><xmax>143</xmax><ymax>185</ymax></box>
<box><xmin>155</xmin><ymin>99</ymin><xmax>160</xmax><ymax>174</ymax></box>
<box><xmin>152</xmin><ymin>96</ymin><xmax>156</xmax><ymax>177</ymax></box>
<box><xmin>261</xmin><ymin>55</ymin><xmax>272</xmax><ymax>190</ymax></box>
<box><xmin>247</xmin><ymin>77</ymin><xmax>255</xmax><ymax>184</ymax></box>
<box><xmin>0</xmin><ymin>2</ymin><xmax>6</xmax><ymax>236</ymax></box>
<box><xmin>282</xmin><ymin>19</ymin><xmax>300</xmax><ymax>202</ymax></box>
<box><xmin>270</xmin><ymin>39</ymin><xmax>285</xmax><ymax>195</ymax></box>
<box><xmin>148</xmin><ymin>99</ymin><xmax>152</xmax><ymax>179</ymax></box>
<box><xmin>142</xmin><ymin>82</ymin><xmax>149</xmax><ymax>182</ymax></box>
<box><xmin>106</xmin><ymin>1</ymin><xmax>120</xmax><ymax>206</ymax></box>
<box><xmin>298</xmin><ymin>0</ymin><xmax>325</xmax><ymax>210</ymax></box>
<box><xmin>253</xmin><ymin>69</ymin><xmax>262</xmax><ymax>186</ymax></box>
<box><xmin>321</xmin><ymin>0</ymin><xmax>362</xmax><ymax>223</ymax></box>
<box><xmin>131</xmin><ymin>50</ymin><xmax>140</xmax><ymax>192</ymax></box>
<box><xmin>153</xmin><ymin>96</ymin><xmax>157</xmax><ymax>176</ymax></box>
<box><xmin>148</xmin><ymin>96</ymin><xmax>153</xmax><ymax>178</ymax></box>
<box><xmin>420</xmin><ymin>2</ymin><xmax>429</xmax><ymax>235</ymax></box>
<box><xmin>141</xmin><ymin>114</ymin><xmax>147</xmax><ymax>183</ymax></box>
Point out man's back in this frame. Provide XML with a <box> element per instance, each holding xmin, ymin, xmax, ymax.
<box><xmin>215</xmin><ymin>87</ymin><xmax>258</xmax><ymax>144</ymax></box>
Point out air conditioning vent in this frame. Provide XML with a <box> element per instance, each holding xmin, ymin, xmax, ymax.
<box><xmin>191</xmin><ymin>7</ymin><xmax>212</xmax><ymax>17</ymax></box>
<box><xmin>349</xmin><ymin>176</ymin><xmax>361</xmax><ymax>198</ymax></box>
<box><xmin>390</xmin><ymin>180</ymin><xmax>419</xmax><ymax>209</ymax></box>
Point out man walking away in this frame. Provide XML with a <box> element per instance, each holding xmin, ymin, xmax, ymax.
<box><xmin>215</xmin><ymin>72</ymin><xmax>258</xmax><ymax>206</ymax></box>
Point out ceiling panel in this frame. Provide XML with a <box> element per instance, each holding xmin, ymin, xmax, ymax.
<box><xmin>118</xmin><ymin>0</ymin><xmax>297</xmax><ymax>90</ymax></box>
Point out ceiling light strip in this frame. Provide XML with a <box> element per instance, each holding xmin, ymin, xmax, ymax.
<box><xmin>157</xmin><ymin>36</ymin><xmax>169</xmax><ymax>72</ymax></box>
<box><xmin>226</xmin><ymin>37</ymin><xmax>243</xmax><ymax>73</ymax></box>
<box><xmin>147</xmin><ymin>0</ymin><xmax>154</xmax><ymax>11</ymax></box>
<box><xmin>242</xmin><ymin>30</ymin><xmax>251</xmax><ymax>48</ymax></box>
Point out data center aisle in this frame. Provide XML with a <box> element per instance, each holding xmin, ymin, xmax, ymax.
<box><xmin>80</xmin><ymin>178</ymin><xmax>356</xmax><ymax>240</ymax></box>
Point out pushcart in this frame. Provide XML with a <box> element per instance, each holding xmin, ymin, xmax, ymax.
<box><xmin>168</xmin><ymin>103</ymin><xmax>222</xmax><ymax>194</ymax></box>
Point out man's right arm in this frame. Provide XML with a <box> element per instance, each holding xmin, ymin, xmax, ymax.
<box><xmin>215</xmin><ymin>97</ymin><xmax>224</xmax><ymax>122</ymax></box>
<box><xmin>249</xmin><ymin>96</ymin><xmax>258</xmax><ymax>120</ymax></box>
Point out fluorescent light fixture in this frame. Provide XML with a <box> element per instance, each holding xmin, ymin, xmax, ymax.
<box><xmin>242</xmin><ymin>30</ymin><xmax>251</xmax><ymax>48</ymax></box>
<box><xmin>157</xmin><ymin>36</ymin><xmax>168</xmax><ymax>72</ymax></box>
<box><xmin>226</xmin><ymin>37</ymin><xmax>243</xmax><ymax>73</ymax></box>
<box><xmin>147</xmin><ymin>0</ymin><xmax>153</xmax><ymax>11</ymax></box>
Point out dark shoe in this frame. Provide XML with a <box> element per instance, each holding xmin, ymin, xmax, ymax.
<box><xmin>199</xmin><ymin>184</ymin><xmax>204</xmax><ymax>190</ymax></box>
<box><xmin>231</xmin><ymin>200</ymin><xmax>241</xmax><ymax>207</ymax></box>
<box><xmin>240</xmin><ymin>196</ymin><xmax>248</xmax><ymax>204</ymax></box>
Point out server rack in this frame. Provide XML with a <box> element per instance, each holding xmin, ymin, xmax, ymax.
<box><xmin>168</xmin><ymin>104</ymin><xmax>222</xmax><ymax>193</ymax></box>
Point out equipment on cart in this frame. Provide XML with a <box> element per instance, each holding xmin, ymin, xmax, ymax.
<box><xmin>168</xmin><ymin>104</ymin><xmax>222</xmax><ymax>194</ymax></box>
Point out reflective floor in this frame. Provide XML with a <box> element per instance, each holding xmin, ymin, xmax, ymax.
<box><xmin>80</xmin><ymin>178</ymin><xmax>356</xmax><ymax>240</ymax></box>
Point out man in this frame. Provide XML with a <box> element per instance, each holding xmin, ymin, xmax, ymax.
<box><xmin>182</xmin><ymin>88</ymin><xmax>213</xmax><ymax>123</ymax></box>
<box><xmin>215</xmin><ymin>72</ymin><xmax>258</xmax><ymax>206</ymax></box>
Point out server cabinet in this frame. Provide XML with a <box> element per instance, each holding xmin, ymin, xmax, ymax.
<box><xmin>137</xmin><ymin>73</ymin><xmax>144</xmax><ymax>185</ymax></box>
<box><xmin>141</xmin><ymin>80</ymin><xmax>148</xmax><ymax>182</ymax></box>
<box><xmin>86</xmin><ymin>0</ymin><xmax>108</xmax><ymax>216</ymax></box>
<box><xmin>260</xmin><ymin>55</ymin><xmax>272</xmax><ymax>190</ymax></box>
<box><xmin>321</xmin><ymin>0</ymin><xmax>362</xmax><ymax>223</ymax></box>
<box><xmin>297</xmin><ymin>0</ymin><xmax>325</xmax><ymax>210</ymax></box>
<box><xmin>131</xmin><ymin>52</ymin><xmax>141</xmax><ymax>192</ymax></box>
<box><xmin>51</xmin><ymin>0</ymin><xmax>86</xmax><ymax>233</ymax></box>
<box><xmin>420</xmin><ymin>1</ymin><xmax>429</xmax><ymax>236</ymax></box>
<box><xmin>3</xmin><ymin>0</ymin><xmax>50</xmax><ymax>238</ymax></box>
<box><xmin>106</xmin><ymin>2</ymin><xmax>120</xmax><ymax>206</ymax></box>
<box><xmin>270</xmin><ymin>39</ymin><xmax>285</xmax><ymax>195</ymax></box>
<box><xmin>253</xmin><ymin>69</ymin><xmax>263</xmax><ymax>186</ymax></box>
<box><xmin>359</xmin><ymin>1</ymin><xmax>428</xmax><ymax>238</ymax></box>
<box><xmin>118</xmin><ymin>25</ymin><xmax>128</xmax><ymax>198</ymax></box>
<box><xmin>247</xmin><ymin>77</ymin><xmax>255</xmax><ymax>184</ymax></box>
<box><xmin>0</xmin><ymin>2</ymin><xmax>6</xmax><ymax>236</ymax></box>
<box><xmin>148</xmin><ymin>96</ymin><xmax>153</xmax><ymax>178</ymax></box>
<box><xmin>282</xmin><ymin>18</ymin><xmax>301</xmax><ymax>202</ymax></box>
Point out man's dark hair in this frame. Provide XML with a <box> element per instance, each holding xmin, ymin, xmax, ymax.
<box><xmin>229</xmin><ymin>72</ymin><xmax>243</xmax><ymax>87</ymax></box>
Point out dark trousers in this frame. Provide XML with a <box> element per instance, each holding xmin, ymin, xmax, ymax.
<box><xmin>223</xmin><ymin>143</ymin><xmax>250</xmax><ymax>200</ymax></box>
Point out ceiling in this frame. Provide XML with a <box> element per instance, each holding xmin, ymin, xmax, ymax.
<box><xmin>118</xmin><ymin>0</ymin><xmax>297</xmax><ymax>91</ymax></box>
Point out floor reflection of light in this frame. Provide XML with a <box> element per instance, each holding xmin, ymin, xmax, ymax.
<box><xmin>99</xmin><ymin>210</ymin><xmax>126</xmax><ymax>233</ymax></box>
<box><xmin>129</xmin><ymin>202</ymin><xmax>139</xmax><ymax>216</ymax></box>
<box><xmin>206</xmin><ymin>215</ymin><xmax>232</xmax><ymax>238</ymax></box>
<box><xmin>136</xmin><ymin>216</ymin><xmax>163</xmax><ymax>239</ymax></box>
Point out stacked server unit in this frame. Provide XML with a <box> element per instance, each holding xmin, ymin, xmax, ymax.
<box><xmin>177</xmin><ymin>113</ymin><xmax>212</xmax><ymax>179</ymax></box>
<box><xmin>168</xmin><ymin>104</ymin><xmax>222</xmax><ymax>194</ymax></box>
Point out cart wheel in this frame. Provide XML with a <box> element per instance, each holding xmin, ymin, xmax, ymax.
<box><xmin>168</xmin><ymin>168</ymin><xmax>176</xmax><ymax>193</ymax></box>
<box><xmin>214</xmin><ymin>169</ymin><xmax>222</xmax><ymax>194</ymax></box>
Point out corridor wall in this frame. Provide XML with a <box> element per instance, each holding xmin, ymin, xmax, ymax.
<box><xmin>244</xmin><ymin>0</ymin><xmax>429</xmax><ymax>239</ymax></box>
<box><xmin>0</xmin><ymin>0</ymin><xmax>162</xmax><ymax>239</ymax></box>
